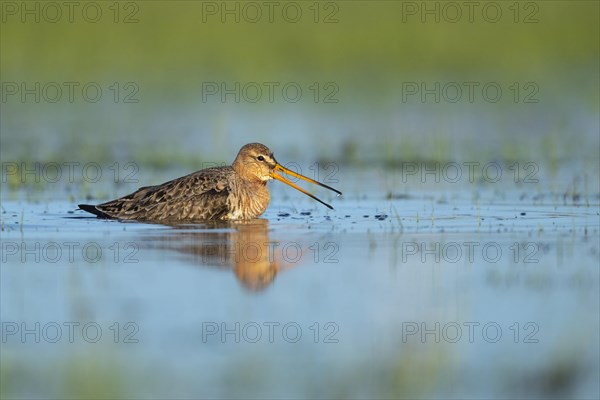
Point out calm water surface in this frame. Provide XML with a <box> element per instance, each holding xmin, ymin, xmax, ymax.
<box><xmin>1</xmin><ymin>171</ymin><xmax>598</xmax><ymax>398</ymax></box>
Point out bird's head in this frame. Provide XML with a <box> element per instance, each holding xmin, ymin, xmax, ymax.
<box><xmin>232</xmin><ymin>143</ymin><xmax>342</xmax><ymax>209</ymax></box>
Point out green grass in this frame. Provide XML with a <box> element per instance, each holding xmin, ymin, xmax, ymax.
<box><xmin>1</xmin><ymin>2</ymin><xmax>597</xmax><ymax>97</ymax></box>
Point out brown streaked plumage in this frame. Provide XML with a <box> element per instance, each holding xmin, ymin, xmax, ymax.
<box><xmin>79</xmin><ymin>143</ymin><xmax>341</xmax><ymax>222</ymax></box>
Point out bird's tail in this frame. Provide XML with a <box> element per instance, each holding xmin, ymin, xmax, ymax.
<box><xmin>78</xmin><ymin>204</ymin><xmax>111</xmax><ymax>218</ymax></box>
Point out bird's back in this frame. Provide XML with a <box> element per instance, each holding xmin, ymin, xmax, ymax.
<box><xmin>80</xmin><ymin>167</ymin><xmax>234</xmax><ymax>221</ymax></box>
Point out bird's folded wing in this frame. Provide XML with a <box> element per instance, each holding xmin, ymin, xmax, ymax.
<box><xmin>96</xmin><ymin>167</ymin><xmax>233</xmax><ymax>221</ymax></box>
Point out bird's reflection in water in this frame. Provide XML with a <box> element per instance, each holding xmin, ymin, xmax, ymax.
<box><xmin>147</xmin><ymin>219</ymin><xmax>294</xmax><ymax>291</ymax></box>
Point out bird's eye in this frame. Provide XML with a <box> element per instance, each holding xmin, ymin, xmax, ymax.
<box><xmin>257</xmin><ymin>155</ymin><xmax>265</xmax><ymax>161</ymax></box>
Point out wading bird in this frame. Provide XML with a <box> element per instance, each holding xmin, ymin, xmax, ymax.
<box><xmin>79</xmin><ymin>143</ymin><xmax>341</xmax><ymax>221</ymax></box>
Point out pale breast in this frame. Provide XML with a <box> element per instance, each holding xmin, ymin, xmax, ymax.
<box><xmin>225</xmin><ymin>178</ymin><xmax>270</xmax><ymax>220</ymax></box>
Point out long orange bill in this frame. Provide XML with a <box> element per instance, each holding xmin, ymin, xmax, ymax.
<box><xmin>271</xmin><ymin>163</ymin><xmax>342</xmax><ymax>210</ymax></box>
<box><xmin>275</xmin><ymin>164</ymin><xmax>342</xmax><ymax>195</ymax></box>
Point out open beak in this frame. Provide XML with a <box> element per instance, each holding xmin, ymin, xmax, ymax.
<box><xmin>271</xmin><ymin>163</ymin><xmax>342</xmax><ymax>210</ymax></box>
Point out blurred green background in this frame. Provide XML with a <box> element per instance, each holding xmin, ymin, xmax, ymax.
<box><xmin>2</xmin><ymin>2</ymin><xmax>598</xmax><ymax>87</ymax></box>
<box><xmin>1</xmin><ymin>0</ymin><xmax>598</xmax><ymax>170</ymax></box>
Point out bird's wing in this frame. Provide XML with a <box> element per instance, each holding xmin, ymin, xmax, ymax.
<box><xmin>95</xmin><ymin>167</ymin><xmax>233</xmax><ymax>221</ymax></box>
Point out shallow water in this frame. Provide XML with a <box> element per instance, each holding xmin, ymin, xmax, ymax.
<box><xmin>2</xmin><ymin>1</ymin><xmax>599</xmax><ymax>397</ymax></box>
<box><xmin>2</xmin><ymin>170</ymin><xmax>599</xmax><ymax>399</ymax></box>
